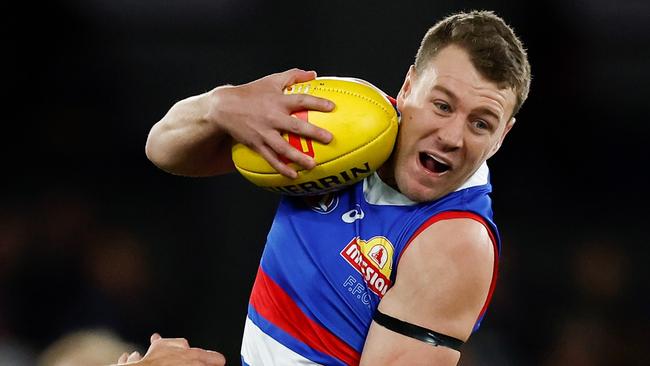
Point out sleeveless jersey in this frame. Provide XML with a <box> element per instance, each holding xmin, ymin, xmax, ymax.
<box><xmin>241</xmin><ymin>164</ymin><xmax>501</xmax><ymax>366</ymax></box>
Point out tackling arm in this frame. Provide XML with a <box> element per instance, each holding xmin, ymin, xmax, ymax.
<box><xmin>359</xmin><ymin>218</ymin><xmax>496</xmax><ymax>365</ymax></box>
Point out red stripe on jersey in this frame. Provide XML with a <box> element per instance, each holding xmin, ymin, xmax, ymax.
<box><xmin>397</xmin><ymin>211</ymin><xmax>499</xmax><ymax>323</ymax></box>
<box><xmin>249</xmin><ymin>267</ymin><xmax>361</xmax><ymax>366</ymax></box>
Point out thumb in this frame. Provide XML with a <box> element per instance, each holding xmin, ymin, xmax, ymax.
<box><xmin>150</xmin><ymin>333</ymin><xmax>162</xmax><ymax>343</ymax></box>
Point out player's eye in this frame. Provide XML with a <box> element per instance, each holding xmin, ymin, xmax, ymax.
<box><xmin>474</xmin><ymin>119</ymin><xmax>489</xmax><ymax>130</ymax></box>
<box><xmin>434</xmin><ymin>101</ymin><xmax>452</xmax><ymax>113</ymax></box>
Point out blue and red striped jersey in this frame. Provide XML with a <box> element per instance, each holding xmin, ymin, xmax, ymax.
<box><xmin>241</xmin><ymin>165</ymin><xmax>500</xmax><ymax>366</ymax></box>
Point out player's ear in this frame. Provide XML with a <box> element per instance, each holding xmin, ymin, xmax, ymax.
<box><xmin>397</xmin><ymin>65</ymin><xmax>416</xmax><ymax>108</ymax></box>
<box><xmin>488</xmin><ymin>117</ymin><xmax>516</xmax><ymax>158</ymax></box>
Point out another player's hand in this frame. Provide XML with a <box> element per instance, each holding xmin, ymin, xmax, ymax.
<box><xmin>116</xmin><ymin>333</ymin><xmax>225</xmax><ymax>366</ymax></box>
<box><xmin>207</xmin><ymin>68</ymin><xmax>334</xmax><ymax>178</ymax></box>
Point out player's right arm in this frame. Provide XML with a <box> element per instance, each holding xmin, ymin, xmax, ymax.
<box><xmin>145</xmin><ymin>68</ymin><xmax>334</xmax><ymax>178</ymax></box>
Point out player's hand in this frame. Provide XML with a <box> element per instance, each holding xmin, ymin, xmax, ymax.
<box><xmin>207</xmin><ymin>68</ymin><xmax>334</xmax><ymax>178</ymax></box>
<box><xmin>116</xmin><ymin>333</ymin><xmax>225</xmax><ymax>366</ymax></box>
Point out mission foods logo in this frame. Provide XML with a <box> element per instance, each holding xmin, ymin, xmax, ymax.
<box><xmin>340</xmin><ymin>236</ymin><xmax>394</xmax><ymax>297</ymax></box>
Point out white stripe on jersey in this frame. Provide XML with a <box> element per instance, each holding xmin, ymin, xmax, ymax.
<box><xmin>241</xmin><ymin>317</ymin><xmax>323</xmax><ymax>366</ymax></box>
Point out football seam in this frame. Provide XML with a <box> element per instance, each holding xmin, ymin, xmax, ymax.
<box><xmin>312</xmin><ymin>86</ymin><xmax>395</xmax><ymax>120</ymax></box>
<box><xmin>235</xmin><ymin>118</ymin><xmax>397</xmax><ymax>176</ymax></box>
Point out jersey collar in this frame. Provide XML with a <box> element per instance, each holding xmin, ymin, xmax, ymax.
<box><xmin>363</xmin><ymin>162</ymin><xmax>490</xmax><ymax>206</ymax></box>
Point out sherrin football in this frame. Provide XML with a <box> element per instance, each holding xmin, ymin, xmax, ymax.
<box><xmin>231</xmin><ymin>77</ymin><xmax>399</xmax><ymax>196</ymax></box>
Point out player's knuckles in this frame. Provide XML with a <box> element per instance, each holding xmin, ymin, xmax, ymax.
<box><xmin>288</xmin><ymin>94</ymin><xmax>309</xmax><ymax>108</ymax></box>
<box><xmin>239</xmin><ymin>137</ymin><xmax>257</xmax><ymax>149</ymax></box>
<box><xmin>239</xmin><ymin>129</ymin><xmax>264</xmax><ymax>148</ymax></box>
<box><xmin>266</xmin><ymin>110</ymin><xmax>290</xmax><ymax>128</ymax></box>
<box><xmin>260</xmin><ymin>131</ymin><xmax>284</xmax><ymax>150</ymax></box>
<box><xmin>286</xmin><ymin>116</ymin><xmax>303</xmax><ymax>134</ymax></box>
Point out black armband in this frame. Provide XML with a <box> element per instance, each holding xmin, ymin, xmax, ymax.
<box><xmin>372</xmin><ymin>310</ymin><xmax>464</xmax><ymax>351</ymax></box>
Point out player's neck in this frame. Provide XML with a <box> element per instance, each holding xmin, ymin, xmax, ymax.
<box><xmin>377</xmin><ymin>158</ymin><xmax>399</xmax><ymax>192</ymax></box>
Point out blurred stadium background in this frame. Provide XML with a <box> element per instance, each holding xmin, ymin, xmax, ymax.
<box><xmin>3</xmin><ymin>0</ymin><xmax>649</xmax><ymax>365</ymax></box>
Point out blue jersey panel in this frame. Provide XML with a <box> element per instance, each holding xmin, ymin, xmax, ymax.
<box><xmin>245</xmin><ymin>178</ymin><xmax>500</xmax><ymax>365</ymax></box>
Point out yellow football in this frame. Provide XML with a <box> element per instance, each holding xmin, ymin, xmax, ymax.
<box><xmin>231</xmin><ymin>77</ymin><xmax>399</xmax><ymax>196</ymax></box>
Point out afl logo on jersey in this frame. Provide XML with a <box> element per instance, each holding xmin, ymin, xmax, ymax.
<box><xmin>304</xmin><ymin>193</ymin><xmax>339</xmax><ymax>214</ymax></box>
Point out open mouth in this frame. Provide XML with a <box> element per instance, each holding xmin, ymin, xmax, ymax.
<box><xmin>419</xmin><ymin>152</ymin><xmax>451</xmax><ymax>175</ymax></box>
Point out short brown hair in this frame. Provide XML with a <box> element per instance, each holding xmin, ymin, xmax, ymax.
<box><xmin>414</xmin><ymin>10</ymin><xmax>531</xmax><ymax>116</ymax></box>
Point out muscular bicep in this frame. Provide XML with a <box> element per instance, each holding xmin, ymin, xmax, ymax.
<box><xmin>359</xmin><ymin>218</ymin><xmax>496</xmax><ymax>365</ymax></box>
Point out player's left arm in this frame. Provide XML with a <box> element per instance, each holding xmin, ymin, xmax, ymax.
<box><xmin>359</xmin><ymin>218</ymin><xmax>496</xmax><ymax>366</ymax></box>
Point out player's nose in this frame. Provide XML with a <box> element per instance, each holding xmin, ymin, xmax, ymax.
<box><xmin>435</xmin><ymin>114</ymin><xmax>464</xmax><ymax>151</ymax></box>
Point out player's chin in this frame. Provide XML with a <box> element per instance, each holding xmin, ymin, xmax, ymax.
<box><xmin>405</xmin><ymin>169</ymin><xmax>454</xmax><ymax>202</ymax></box>
<box><xmin>398</xmin><ymin>179</ymin><xmax>445</xmax><ymax>203</ymax></box>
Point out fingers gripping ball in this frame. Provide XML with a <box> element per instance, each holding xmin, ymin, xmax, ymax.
<box><xmin>232</xmin><ymin>77</ymin><xmax>399</xmax><ymax>196</ymax></box>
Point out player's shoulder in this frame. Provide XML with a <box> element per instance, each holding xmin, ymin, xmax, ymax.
<box><xmin>400</xmin><ymin>217</ymin><xmax>496</xmax><ymax>296</ymax></box>
<box><xmin>418</xmin><ymin>217</ymin><xmax>492</xmax><ymax>254</ymax></box>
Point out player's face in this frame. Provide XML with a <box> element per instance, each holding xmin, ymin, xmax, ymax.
<box><xmin>388</xmin><ymin>45</ymin><xmax>517</xmax><ymax>202</ymax></box>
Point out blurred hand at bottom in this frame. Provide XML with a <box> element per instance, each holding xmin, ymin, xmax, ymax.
<box><xmin>115</xmin><ymin>333</ymin><xmax>226</xmax><ymax>366</ymax></box>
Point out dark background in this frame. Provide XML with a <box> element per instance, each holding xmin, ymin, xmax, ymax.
<box><xmin>3</xmin><ymin>0</ymin><xmax>649</xmax><ymax>365</ymax></box>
